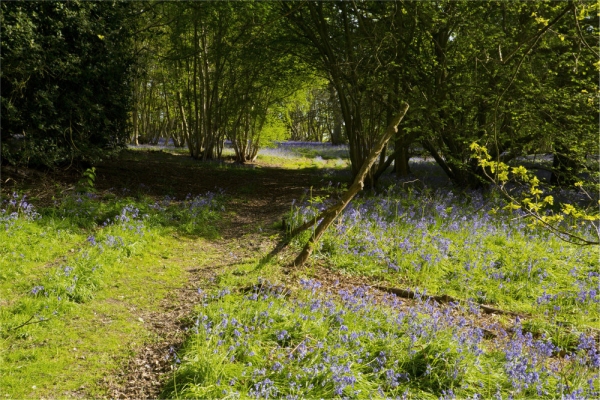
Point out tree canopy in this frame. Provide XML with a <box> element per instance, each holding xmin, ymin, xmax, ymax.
<box><xmin>2</xmin><ymin>0</ymin><xmax>597</xmax><ymax>188</ymax></box>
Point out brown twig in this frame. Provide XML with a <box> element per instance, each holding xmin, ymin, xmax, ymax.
<box><xmin>373</xmin><ymin>285</ymin><xmax>527</xmax><ymax>318</ymax></box>
<box><xmin>9</xmin><ymin>315</ymin><xmax>50</xmax><ymax>331</ymax></box>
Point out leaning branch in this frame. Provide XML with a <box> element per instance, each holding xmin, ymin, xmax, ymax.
<box><xmin>572</xmin><ymin>3</ymin><xmax>599</xmax><ymax>59</ymax></box>
<box><xmin>291</xmin><ymin>102</ymin><xmax>410</xmax><ymax>267</ymax></box>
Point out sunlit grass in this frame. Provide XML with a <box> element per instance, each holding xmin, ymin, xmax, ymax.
<box><xmin>0</xmin><ymin>189</ymin><xmax>224</xmax><ymax>397</ymax></box>
<box><xmin>257</xmin><ymin>142</ymin><xmax>350</xmax><ymax>170</ymax></box>
<box><xmin>163</xmin><ymin>275</ymin><xmax>599</xmax><ymax>399</ymax></box>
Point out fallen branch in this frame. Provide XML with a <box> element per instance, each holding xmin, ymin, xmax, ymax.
<box><xmin>237</xmin><ymin>283</ymin><xmax>291</xmax><ymax>298</ymax></box>
<box><xmin>291</xmin><ymin>102</ymin><xmax>410</xmax><ymax>267</ymax></box>
<box><xmin>373</xmin><ymin>285</ymin><xmax>527</xmax><ymax>318</ymax></box>
<box><xmin>231</xmin><ymin>282</ymin><xmax>598</xmax><ymax>341</ymax></box>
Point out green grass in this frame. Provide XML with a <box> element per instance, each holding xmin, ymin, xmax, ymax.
<box><xmin>255</xmin><ymin>153</ymin><xmax>349</xmax><ymax>170</ymax></box>
<box><xmin>2</xmin><ymin>148</ymin><xmax>598</xmax><ymax>399</ymax></box>
<box><xmin>0</xmin><ymin>189</ymin><xmax>224</xmax><ymax>398</ymax></box>
<box><xmin>287</xmin><ymin>185</ymin><xmax>599</xmax><ymax>333</ymax></box>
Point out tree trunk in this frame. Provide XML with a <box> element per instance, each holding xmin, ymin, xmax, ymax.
<box><xmin>193</xmin><ymin>16</ymin><xmax>201</xmax><ymax>159</ymax></box>
<box><xmin>395</xmin><ymin>129</ymin><xmax>411</xmax><ymax>178</ymax></box>
<box><xmin>176</xmin><ymin>92</ymin><xmax>192</xmax><ymax>155</ymax></box>
<box><xmin>551</xmin><ymin>146</ymin><xmax>580</xmax><ymax>185</ymax></box>
<box><xmin>132</xmin><ymin>82</ymin><xmax>139</xmax><ymax>145</ymax></box>
<box><xmin>292</xmin><ymin>102</ymin><xmax>409</xmax><ymax>267</ymax></box>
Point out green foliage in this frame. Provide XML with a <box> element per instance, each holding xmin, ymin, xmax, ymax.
<box><xmin>258</xmin><ymin>112</ymin><xmax>288</xmax><ymax>149</ymax></box>
<box><xmin>76</xmin><ymin>167</ymin><xmax>97</xmax><ymax>194</ymax></box>
<box><xmin>284</xmin><ymin>1</ymin><xmax>598</xmax><ymax>187</ymax></box>
<box><xmin>1</xmin><ymin>1</ymin><xmax>134</xmax><ymax>167</ymax></box>
<box><xmin>2</xmin><ymin>0</ymin><xmax>596</xmax><ymax>186</ymax></box>
<box><xmin>471</xmin><ymin>142</ymin><xmax>599</xmax><ymax>245</ymax></box>
<box><xmin>282</xmin><ymin>79</ymin><xmax>340</xmax><ymax>143</ymax></box>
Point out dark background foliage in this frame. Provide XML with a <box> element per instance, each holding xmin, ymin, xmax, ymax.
<box><xmin>1</xmin><ymin>0</ymin><xmax>134</xmax><ymax>167</ymax></box>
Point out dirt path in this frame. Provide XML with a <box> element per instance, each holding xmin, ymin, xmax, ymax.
<box><xmin>90</xmin><ymin>151</ymin><xmax>324</xmax><ymax>398</ymax></box>
<box><xmin>1</xmin><ymin>150</ymin><xmax>326</xmax><ymax>398</ymax></box>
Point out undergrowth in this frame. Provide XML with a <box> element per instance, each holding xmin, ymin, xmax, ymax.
<box><xmin>163</xmin><ymin>278</ymin><xmax>598</xmax><ymax>399</ymax></box>
<box><xmin>286</xmin><ymin>183</ymin><xmax>599</xmax><ymax>331</ymax></box>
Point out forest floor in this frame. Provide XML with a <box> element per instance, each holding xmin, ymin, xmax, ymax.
<box><xmin>95</xmin><ymin>150</ymin><xmax>327</xmax><ymax>398</ymax></box>
<box><xmin>2</xmin><ymin>148</ymin><xmax>597</xmax><ymax>399</ymax></box>
<box><xmin>1</xmin><ymin>149</ymin><xmax>338</xmax><ymax>398</ymax></box>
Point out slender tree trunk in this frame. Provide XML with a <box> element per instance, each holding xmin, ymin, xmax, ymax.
<box><xmin>292</xmin><ymin>102</ymin><xmax>409</xmax><ymax>267</ymax></box>
<box><xmin>200</xmin><ymin>25</ymin><xmax>212</xmax><ymax>161</ymax></box>
<box><xmin>132</xmin><ymin>81</ymin><xmax>139</xmax><ymax>145</ymax></box>
<box><xmin>395</xmin><ymin>128</ymin><xmax>411</xmax><ymax>178</ymax></box>
<box><xmin>177</xmin><ymin>91</ymin><xmax>192</xmax><ymax>155</ymax></box>
<box><xmin>329</xmin><ymin>83</ymin><xmax>343</xmax><ymax>145</ymax></box>
<box><xmin>162</xmin><ymin>77</ymin><xmax>173</xmax><ymax>146</ymax></box>
<box><xmin>193</xmin><ymin>16</ymin><xmax>202</xmax><ymax>159</ymax></box>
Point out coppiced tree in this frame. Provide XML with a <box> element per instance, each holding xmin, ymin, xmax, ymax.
<box><xmin>283</xmin><ymin>1</ymin><xmax>426</xmax><ymax>184</ymax></box>
<box><xmin>129</xmin><ymin>1</ymin><xmax>311</xmax><ymax>162</ymax></box>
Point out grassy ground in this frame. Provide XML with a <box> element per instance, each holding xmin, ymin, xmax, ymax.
<box><xmin>1</xmin><ymin>143</ymin><xmax>598</xmax><ymax>399</ymax></box>
<box><xmin>159</xmin><ymin>147</ymin><xmax>598</xmax><ymax>399</ymax></box>
<box><xmin>160</xmin><ymin>182</ymin><xmax>598</xmax><ymax>398</ymax></box>
<box><xmin>287</xmin><ymin>183</ymin><xmax>599</xmax><ymax>329</ymax></box>
<box><xmin>0</xmin><ymin>186</ymin><xmax>223</xmax><ymax>397</ymax></box>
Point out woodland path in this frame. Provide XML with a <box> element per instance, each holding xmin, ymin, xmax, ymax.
<box><xmin>3</xmin><ymin>149</ymin><xmax>323</xmax><ymax>398</ymax></box>
<box><xmin>92</xmin><ymin>150</ymin><xmax>323</xmax><ymax>398</ymax></box>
